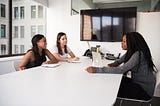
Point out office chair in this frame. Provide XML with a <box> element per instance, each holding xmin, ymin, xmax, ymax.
<box><xmin>117</xmin><ymin>96</ymin><xmax>153</xmax><ymax>106</ymax></box>
<box><xmin>117</xmin><ymin>71</ymin><xmax>160</xmax><ymax>106</ymax></box>
<box><xmin>12</xmin><ymin>59</ymin><xmax>21</xmax><ymax>71</ymax></box>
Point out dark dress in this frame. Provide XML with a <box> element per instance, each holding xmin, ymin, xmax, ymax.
<box><xmin>26</xmin><ymin>49</ymin><xmax>46</xmax><ymax>69</ymax></box>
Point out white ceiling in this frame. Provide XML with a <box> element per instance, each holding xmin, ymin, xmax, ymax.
<box><xmin>92</xmin><ymin>0</ymin><xmax>143</xmax><ymax>3</ymax></box>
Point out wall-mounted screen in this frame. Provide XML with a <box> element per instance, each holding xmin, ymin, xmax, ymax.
<box><xmin>80</xmin><ymin>7</ymin><xmax>137</xmax><ymax>42</ymax></box>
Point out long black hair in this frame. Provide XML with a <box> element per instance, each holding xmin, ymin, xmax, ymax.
<box><xmin>124</xmin><ymin>32</ymin><xmax>157</xmax><ymax>72</ymax></box>
<box><xmin>31</xmin><ymin>34</ymin><xmax>46</xmax><ymax>64</ymax></box>
<box><xmin>56</xmin><ymin>32</ymin><xmax>68</xmax><ymax>55</ymax></box>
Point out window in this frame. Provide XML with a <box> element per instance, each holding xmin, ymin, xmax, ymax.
<box><xmin>31</xmin><ymin>5</ymin><xmax>36</xmax><ymax>18</ymax></box>
<box><xmin>31</xmin><ymin>25</ymin><xmax>36</xmax><ymax>37</ymax></box>
<box><xmin>0</xmin><ymin>0</ymin><xmax>46</xmax><ymax>56</ymax></box>
<box><xmin>1</xmin><ymin>24</ymin><xmax>6</xmax><ymax>38</ymax></box>
<box><xmin>38</xmin><ymin>5</ymin><xmax>43</xmax><ymax>18</ymax></box>
<box><xmin>14</xmin><ymin>44</ymin><xmax>19</xmax><ymax>54</ymax></box>
<box><xmin>20</xmin><ymin>45</ymin><xmax>24</xmax><ymax>53</ymax></box>
<box><xmin>14</xmin><ymin>7</ymin><xmax>19</xmax><ymax>19</ymax></box>
<box><xmin>20</xmin><ymin>26</ymin><xmax>24</xmax><ymax>38</ymax></box>
<box><xmin>1</xmin><ymin>44</ymin><xmax>6</xmax><ymax>55</ymax></box>
<box><xmin>1</xmin><ymin>4</ymin><xmax>6</xmax><ymax>17</ymax></box>
<box><xmin>14</xmin><ymin>26</ymin><xmax>18</xmax><ymax>38</ymax></box>
<box><xmin>38</xmin><ymin>25</ymin><xmax>43</xmax><ymax>34</ymax></box>
<box><xmin>20</xmin><ymin>6</ymin><xmax>24</xmax><ymax>19</ymax></box>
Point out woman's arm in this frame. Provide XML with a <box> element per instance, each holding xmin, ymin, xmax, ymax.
<box><xmin>18</xmin><ymin>51</ymin><xmax>33</xmax><ymax>71</ymax></box>
<box><xmin>108</xmin><ymin>53</ymin><xmax>126</xmax><ymax>67</ymax></box>
<box><xmin>68</xmin><ymin>51</ymin><xmax>79</xmax><ymax>61</ymax></box>
<box><xmin>86</xmin><ymin>51</ymin><xmax>140</xmax><ymax>74</ymax></box>
<box><xmin>45</xmin><ymin>49</ymin><xmax>58</xmax><ymax>64</ymax></box>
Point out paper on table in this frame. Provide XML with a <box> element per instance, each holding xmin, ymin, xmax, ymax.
<box><xmin>67</xmin><ymin>60</ymin><xmax>81</xmax><ymax>63</ymax></box>
<box><xmin>41</xmin><ymin>63</ymin><xmax>60</xmax><ymax>68</ymax></box>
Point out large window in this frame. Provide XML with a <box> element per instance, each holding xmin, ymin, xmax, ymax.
<box><xmin>0</xmin><ymin>0</ymin><xmax>47</xmax><ymax>56</ymax></box>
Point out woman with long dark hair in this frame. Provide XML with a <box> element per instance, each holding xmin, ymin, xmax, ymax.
<box><xmin>52</xmin><ymin>32</ymin><xmax>79</xmax><ymax>62</ymax></box>
<box><xmin>86</xmin><ymin>32</ymin><xmax>157</xmax><ymax>100</ymax></box>
<box><xmin>18</xmin><ymin>34</ymin><xmax>58</xmax><ymax>70</ymax></box>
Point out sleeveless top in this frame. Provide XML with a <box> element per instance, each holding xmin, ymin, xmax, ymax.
<box><xmin>26</xmin><ymin>49</ymin><xmax>46</xmax><ymax>69</ymax></box>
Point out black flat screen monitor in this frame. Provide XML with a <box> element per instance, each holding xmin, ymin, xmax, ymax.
<box><xmin>80</xmin><ymin>7</ymin><xmax>137</xmax><ymax>42</ymax></box>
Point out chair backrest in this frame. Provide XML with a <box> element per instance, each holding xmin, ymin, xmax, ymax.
<box><xmin>12</xmin><ymin>60</ymin><xmax>21</xmax><ymax>71</ymax></box>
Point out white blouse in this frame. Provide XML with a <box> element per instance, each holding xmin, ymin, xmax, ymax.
<box><xmin>52</xmin><ymin>45</ymin><xmax>71</xmax><ymax>58</ymax></box>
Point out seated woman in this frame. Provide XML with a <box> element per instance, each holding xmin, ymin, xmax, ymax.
<box><xmin>86</xmin><ymin>32</ymin><xmax>157</xmax><ymax>100</ymax></box>
<box><xmin>18</xmin><ymin>34</ymin><xmax>58</xmax><ymax>71</ymax></box>
<box><xmin>52</xmin><ymin>32</ymin><xmax>79</xmax><ymax>62</ymax></box>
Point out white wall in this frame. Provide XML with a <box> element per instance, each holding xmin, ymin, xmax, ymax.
<box><xmin>137</xmin><ymin>12</ymin><xmax>160</xmax><ymax>70</ymax></box>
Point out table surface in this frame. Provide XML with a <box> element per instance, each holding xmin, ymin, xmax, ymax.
<box><xmin>0</xmin><ymin>57</ymin><xmax>122</xmax><ymax>106</ymax></box>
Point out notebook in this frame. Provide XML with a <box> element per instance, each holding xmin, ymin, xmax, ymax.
<box><xmin>41</xmin><ymin>63</ymin><xmax>60</xmax><ymax>68</ymax></box>
<box><xmin>91</xmin><ymin>52</ymin><xmax>102</xmax><ymax>67</ymax></box>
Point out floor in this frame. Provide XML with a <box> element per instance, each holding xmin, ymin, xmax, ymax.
<box><xmin>114</xmin><ymin>96</ymin><xmax>160</xmax><ymax>106</ymax></box>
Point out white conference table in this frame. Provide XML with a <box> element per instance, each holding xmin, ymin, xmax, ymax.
<box><xmin>0</xmin><ymin>57</ymin><xmax>122</xmax><ymax>106</ymax></box>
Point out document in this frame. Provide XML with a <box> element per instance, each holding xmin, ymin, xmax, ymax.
<box><xmin>41</xmin><ymin>63</ymin><xmax>60</xmax><ymax>68</ymax></box>
<box><xmin>67</xmin><ymin>60</ymin><xmax>81</xmax><ymax>63</ymax></box>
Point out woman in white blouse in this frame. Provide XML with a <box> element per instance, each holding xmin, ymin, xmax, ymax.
<box><xmin>52</xmin><ymin>32</ymin><xmax>79</xmax><ymax>62</ymax></box>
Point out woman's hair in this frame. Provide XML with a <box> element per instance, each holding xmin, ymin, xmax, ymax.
<box><xmin>56</xmin><ymin>32</ymin><xmax>68</xmax><ymax>55</ymax></box>
<box><xmin>124</xmin><ymin>32</ymin><xmax>156</xmax><ymax>72</ymax></box>
<box><xmin>31</xmin><ymin>34</ymin><xmax>45</xmax><ymax>64</ymax></box>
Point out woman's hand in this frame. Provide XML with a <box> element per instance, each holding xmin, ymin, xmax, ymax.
<box><xmin>86</xmin><ymin>66</ymin><xmax>96</xmax><ymax>73</ymax></box>
<box><xmin>108</xmin><ymin>63</ymin><xmax>117</xmax><ymax>67</ymax></box>
<box><xmin>68</xmin><ymin>57</ymin><xmax>80</xmax><ymax>61</ymax></box>
<box><xmin>17</xmin><ymin>67</ymin><xmax>25</xmax><ymax>71</ymax></box>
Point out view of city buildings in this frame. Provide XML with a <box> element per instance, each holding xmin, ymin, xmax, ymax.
<box><xmin>0</xmin><ymin>0</ymin><xmax>46</xmax><ymax>55</ymax></box>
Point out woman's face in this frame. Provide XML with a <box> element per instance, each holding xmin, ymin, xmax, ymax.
<box><xmin>59</xmin><ymin>35</ymin><xmax>67</xmax><ymax>47</ymax></box>
<box><xmin>37</xmin><ymin>37</ymin><xmax>47</xmax><ymax>49</ymax></box>
<box><xmin>121</xmin><ymin>35</ymin><xmax>127</xmax><ymax>50</ymax></box>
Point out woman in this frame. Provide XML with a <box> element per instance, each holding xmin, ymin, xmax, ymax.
<box><xmin>86</xmin><ymin>32</ymin><xmax>157</xmax><ymax>100</ymax></box>
<box><xmin>52</xmin><ymin>32</ymin><xmax>79</xmax><ymax>62</ymax></box>
<box><xmin>18</xmin><ymin>34</ymin><xmax>58</xmax><ymax>71</ymax></box>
